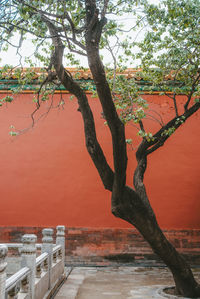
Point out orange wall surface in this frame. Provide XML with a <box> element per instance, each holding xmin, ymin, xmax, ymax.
<box><xmin>0</xmin><ymin>93</ymin><xmax>199</xmax><ymax>229</ymax></box>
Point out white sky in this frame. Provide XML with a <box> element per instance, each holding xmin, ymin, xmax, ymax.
<box><xmin>0</xmin><ymin>23</ymin><xmax>143</xmax><ymax>68</ymax></box>
<box><xmin>0</xmin><ymin>0</ymin><xmax>160</xmax><ymax>68</ymax></box>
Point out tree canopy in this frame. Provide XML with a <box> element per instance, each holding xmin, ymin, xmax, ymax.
<box><xmin>0</xmin><ymin>0</ymin><xmax>199</xmax><ymax>141</ymax></box>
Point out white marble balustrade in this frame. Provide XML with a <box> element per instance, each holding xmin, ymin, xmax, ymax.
<box><xmin>0</xmin><ymin>226</ymin><xmax>65</xmax><ymax>299</ymax></box>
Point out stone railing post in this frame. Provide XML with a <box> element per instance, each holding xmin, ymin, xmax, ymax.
<box><xmin>21</xmin><ymin>234</ymin><xmax>37</xmax><ymax>299</ymax></box>
<box><xmin>56</xmin><ymin>225</ymin><xmax>65</xmax><ymax>267</ymax></box>
<box><xmin>42</xmin><ymin>228</ymin><xmax>53</xmax><ymax>289</ymax></box>
<box><xmin>0</xmin><ymin>245</ymin><xmax>8</xmax><ymax>299</ymax></box>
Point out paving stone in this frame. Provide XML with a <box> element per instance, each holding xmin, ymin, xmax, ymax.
<box><xmin>54</xmin><ymin>266</ymin><xmax>200</xmax><ymax>299</ymax></box>
<box><xmin>102</xmin><ymin>292</ymin><xmax>122</xmax><ymax>295</ymax></box>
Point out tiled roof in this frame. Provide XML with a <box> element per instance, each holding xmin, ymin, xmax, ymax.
<box><xmin>0</xmin><ymin>67</ymin><xmax>182</xmax><ymax>82</ymax></box>
<box><xmin>0</xmin><ymin>67</ymin><xmax>183</xmax><ymax>94</ymax></box>
<box><xmin>67</xmin><ymin>68</ymin><xmax>144</xmax><ymax>80</ymax></box>
<box><xmin>0</xmin><ymin>67</ymin><xmax>145</xmax><ymax>80</ymax></box>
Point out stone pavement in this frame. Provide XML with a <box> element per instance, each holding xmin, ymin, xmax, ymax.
<box><xmin>54</xmin><ymin>266</ymin><xmax>200</xmax><ymax>299</ymax></box>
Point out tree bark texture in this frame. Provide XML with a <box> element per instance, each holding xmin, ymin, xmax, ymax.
<box><xmin>83</xmin><ymin>2</ymin><xmax>200</xmax><ymax>297</ymax></box>
<box><xmin>114</xmin><ymin>185</ymin><xmax>200</xmax><ymax>297</ymax></box>
<box><xmin>44</xmin><ymin>0</ymin><xmax>200</xmax><ymax>296</ymax></box>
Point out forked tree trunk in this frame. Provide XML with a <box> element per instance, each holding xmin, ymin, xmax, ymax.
<box><xmin>83</xmin><ymin>7</ymin><xmax>200</xmax><ymax>296</ymax></box>
<box><xmin>45</xmin><ymin>0</ymin><xmax>200</xmax><ymax>295</ymax></box>
<box><xmin>112</xmin><ymin>183</ymin><xmax>200</xmax><ymax>298</ymax></box>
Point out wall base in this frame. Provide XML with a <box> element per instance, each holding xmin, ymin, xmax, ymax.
<box><xmin>0</xmin><ymin>227</ymin><xmax>199</xmax><ymax>266</ymax></box>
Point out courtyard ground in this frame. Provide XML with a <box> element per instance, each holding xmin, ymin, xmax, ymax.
<box><xmin>54</xmin><ymin>266</ymin><xmax>200</xmax><ymax>299</ymax></box>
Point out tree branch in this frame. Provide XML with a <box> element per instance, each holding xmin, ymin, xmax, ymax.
<box><xmin>85</xmin><ymin>0</ymin><xmax>128</xmax><ymax>209</ymax></box>
<box><xmin>173</xmin><ymin>92</ymin><xmax>179</xmax><ymax>117</ymax></box>
<box><xmin>43</xmin><ymin>15</ymin><xmax>114</xmax><ymax>191</ymax></box>
<box><xmin>15</xmin><ymin>0</ymin><xmax>66</xmax><ymax>19</ymax></box>
<box><xmin>0</xmin><ymin>22</ymin><xmax>60</xmax><ymax>39</ymax></box>
<box><xmin>101</xmin><ymin>0</ymin><xmax>109</xmax><ymax>19</ymax></box>
<box><xmin>60</xmin><ymin>19</ymin><xmax>87</xmax><ymax>56</ymax></box>
<box><xmin>184</xmin><ymin>73</ymin><xmax>200</xmax><ymax>111</ymax></box>
<box><xmin>146</xmin><ymin>101</ymin><xmax>200</xmax><ymax>155</ymax></box>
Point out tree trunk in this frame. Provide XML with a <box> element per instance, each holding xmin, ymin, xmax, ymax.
<box><xmin>45</xmin><ymin>1</ymin><xmax>200</xmax><ymax>296</ymax></box>
<box><xmin>112</xmin><ymin>184</ymin><xmax>200</xmax><ymax>297</ymax></box>
<box><xmin>43</xmin><ymin>0</ymin><xmax>200</xmax><ymax>296</ymax></box>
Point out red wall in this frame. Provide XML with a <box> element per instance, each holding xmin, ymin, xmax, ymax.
<box><xmin>0</xmin><ymin>93</ymin><xmax>199</xmax><ymax>229</ymax></box>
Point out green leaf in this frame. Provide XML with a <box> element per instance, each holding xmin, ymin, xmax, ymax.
<box><xmin>9</xmin><ymin>131</ymin><xmax>18</xmax><ymax>136</ymax></box>
<box><xmin>126</xmin><ymin>138</ymin><xmax>132</xmax><ymax>144</ymax></box>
